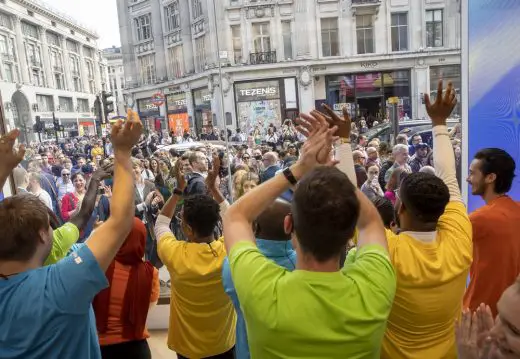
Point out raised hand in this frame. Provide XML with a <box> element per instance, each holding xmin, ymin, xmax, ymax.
<box><xmin>425</xmin><ymin>80</ymin><xmax>457</xmax><ymax>127</ymax></box>
<box><xmin>320</xmin><ymin>104</ymin><xmax>352</xmax><ymax>140</ymax></box>
<box><xmin>174</xmin><ymin>159</ymin><xmax>186</xmax><ymax>191</ymax></box>
<box><xmin>91</xmin><ymin>163</ymin><xmax>113</xmax><ymax>182</ymax></box>
<box><xmin>206</xmin><ymin>154</ymin><xmax>220</xmax><ymax>190</ymax></box>
<box><xmin>111</xmin><ymin>109</ymin><xmax>143</xmax><ymax>153</ymax></box>
<box><xmin>0</xmin><ymin>129</ymin><xmax>26</xmax><ymax>176</ymax></box>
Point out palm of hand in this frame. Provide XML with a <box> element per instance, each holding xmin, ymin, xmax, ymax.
<box><xmin>425</xmin><ymin>80</ymin><xmax>457</xmax><ymax>125</ymax></box>
<box><xmin>111</xmin><ymin>111</ymin><xmax>143</xmax><ymax>150</ymax></box>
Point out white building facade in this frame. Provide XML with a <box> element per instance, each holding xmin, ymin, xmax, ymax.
<box><xmin>0</xmin><ymin>0</ymin><xmax>109</xmax><ymax>142</ymax></box>
<box><xmin>103</xmin><ymin>46</ymin><xmax>127</xmax><ymax>117</ymax></box>
<box><xmin>117</xmin><ymin>0</ymin><xmax>461</xmax><ymax>137</ymax></box>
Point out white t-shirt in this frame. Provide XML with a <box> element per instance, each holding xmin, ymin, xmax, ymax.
<box><xmin>34</xmin><ymin>189</ymin><xmax>53</xmax><ymax>210</ymax></box>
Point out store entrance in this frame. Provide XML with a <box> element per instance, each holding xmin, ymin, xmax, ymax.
<box><xmin>357</xmin><ymin>97</ymin><xmax>383</xmax><ymax>125</ymax></box>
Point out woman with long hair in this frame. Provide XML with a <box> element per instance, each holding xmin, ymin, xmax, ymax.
<box><xmin>384</xmin><ymin>167</ymin><xmax>409</xmax><ymax>205</ymax></box>
<box><xmin>237</xmin><ymin>172</ymin><xmax>259</xmax><ymax>199</ymax></box>
<box><xmin>94</xmin><ymin>218</ymin><xmax>159</xmax><ymax>359</ymax></box>
<box><xmin>149</xmin><ymin>158</ymin><xmax>160</xmax><ymax>177</ymax></box>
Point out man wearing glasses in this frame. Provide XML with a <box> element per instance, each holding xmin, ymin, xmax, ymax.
<box><xmin>57</xmin><ymin>169</ymin><xmax>74</xmax><ymax>201</ymax></box>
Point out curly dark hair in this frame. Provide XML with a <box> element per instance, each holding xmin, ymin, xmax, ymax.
<box><xmin>183</xmin><ymin>194</ymin><xmax>221</xmax><ymax>237</ymax></box>
<box><xmin>372</xmin><ymin>196</ymin><xmax>394</xmax><ymax>229</ymax></box>
<box><xmin>399</xmin><ymin>172</ymin><xmax>449</xmax><ymax>224</ymax></box>
<box><xmin>474</xmin><ymin>148</ymin><xmax>516</xmax><ymax>194</ymax></box>
<box><xmin>292</xmin><ymin>167</ymin><xmax>360</xmax><ymax>262</ymax></box>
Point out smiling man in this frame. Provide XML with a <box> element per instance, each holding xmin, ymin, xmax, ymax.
<box><xmin>464</xmin><ymin>148</ymin><xmax>520</xmax><ymax>317</ymax></box>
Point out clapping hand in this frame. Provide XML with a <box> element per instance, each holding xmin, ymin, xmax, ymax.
<box><xmin>295</xmin><ymin>115</ymin><xmax>338</xmax><ymax>176</ymax></box>
<box><xmin>425</xmin><ymin>80</ymin><xmax>457</xmax><ymax>127</ymax></box>
<box><xmin>111</xmin><ymin>109</ymin><xmax>143</xmax><ymax>153</ymax></box>
<box><xmin>455</xmin><ymin>307</ymin><xmax>495</xmax><ymax>359</ymax></box>
<box><xmin>0</xmin><ymin>129</ymin><xmax>26</xmax><ymax>177</ymax></box>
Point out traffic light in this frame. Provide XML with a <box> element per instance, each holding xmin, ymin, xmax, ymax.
<box><xmin>102</xmin><ymin>91</ymin><xmax>114</xmax><ymax>121</ymax></box>
<box><xmin>94</xmin><ymin>96</ymin><xmax>102</xmax><ymax>121</ymax></box>
<box><xmin>33</xmin><ymin>115</ymin><xmax>43</xmax><ymax>133</ymax></box>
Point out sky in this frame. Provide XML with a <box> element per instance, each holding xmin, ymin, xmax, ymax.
<box><xmin>43</xmin><ymin>0</ymin><xmax>121</xmax><ymax>49</ymax></box>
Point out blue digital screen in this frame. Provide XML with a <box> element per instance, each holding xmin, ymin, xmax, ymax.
<box><xmin>467</xmin><ymin>0</ymin><xmax>520</xmax><ymax>211</ymax></box>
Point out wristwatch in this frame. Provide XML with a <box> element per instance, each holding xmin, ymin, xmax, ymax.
<box><xmin>283</xmin><ymin>167</ymin><xmax>298</xmax><ymax>186</ymax></box>
<box><xmin>173</xmin><ymin>188</ymin><xmax>184</xmax><ymax>197</ymax></box>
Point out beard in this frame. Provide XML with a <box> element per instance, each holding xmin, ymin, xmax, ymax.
<box><xmin>471</xmin><ymin>182</ymin><xmax>486</xmax><ymax>196</ymax></box>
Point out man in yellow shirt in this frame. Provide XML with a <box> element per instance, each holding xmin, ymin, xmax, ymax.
<box><xmin>154</xmin><ymin>172</ymin><xmax>236</xmax><ymax>359</ymax></box>
<box><xmin>380</xmin><ymin>81</ymin><xmax>473</xmax><ymax>358</ymax></box>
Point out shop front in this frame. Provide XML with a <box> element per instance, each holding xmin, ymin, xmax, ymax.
<box><xmin>234</xmin><ymin>78</ymin><xmax>299</xmax><ymax>136</ymax></box>
<box><xmin>60</xmin><ymin>118</ymin><xmax>80</xmax><ymax>138</ymax></box>
<box><xmin>192</xmin><ymin>89</ymin><xmax>212</xmax><ymax>137</ymax></box>
<box><xmin>166</xmin><ymin>92</ymin><xmax>190</xmax><ymax>137</ymax></box>
<box><xmin>137</xmin><ymin>98</ymin><xmax>162</xmax><ymax>133</ymax></box>
<box><xmin>326</xmin><ymin>70</ymin><xmax>412</xmax><ymax>124</ymax></box>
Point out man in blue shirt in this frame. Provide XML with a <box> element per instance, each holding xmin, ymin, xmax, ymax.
<box><xmin>222</xmin><ymin>198</ymin><xmax>296</xmax><ymax>359</ymax></box>
<box><xmin>0</xmin><ymin>117</ymin><xmax>142</xmax><ymax>359</ymax></box>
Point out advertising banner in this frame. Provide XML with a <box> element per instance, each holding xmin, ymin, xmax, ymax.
<box><xmin>465</xmin><ymin>0</ymin><xmax>520</xmax><ymax>210</ymax></box>
<box><xmin>168</xmin><ymin>113</ymin><xmax>190</xmax><ymax>136</ymax></box>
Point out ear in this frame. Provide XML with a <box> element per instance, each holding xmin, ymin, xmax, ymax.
<box><xmin>284</xmin><ymin>214</ymin><xmax>293</xmax><ymax>235</ymax></box>
<box><xmin>397</xmin><ymin>200</ymin><xmax>405</xmax><ymax>216</ymax></box>
<box><xmin>485</xmin><ymin>173</ymin><xmax>497</xmax><ymax>185</ymax></box>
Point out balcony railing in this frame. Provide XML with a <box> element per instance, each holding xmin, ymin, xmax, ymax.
<box><xmin>53</xmin><ymin>65</ymin><xmax>63</xmax><ymax>72</ymax></box>
<box><xmin>2</xmin><ymin>53</ymin><xmax>15</xmax><ymax>61</ymax></box>
<box><xmin>30</xmin><ymin>57</ymin><xmax>41</xmax><ymax>67</ymax></box>
<box><xmin>249</xmin><ymin>51</ymin><xmax>276</xmax><ymax>65</ymax></box>
<box><xmin>351</xmin><ymin>0</ymin><xmax>381</xmax><ymax>4</ymax></box>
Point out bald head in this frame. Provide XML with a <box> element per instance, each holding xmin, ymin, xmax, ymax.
<box><xmin>255</xmin><ymin>198</ymin><xmax>291</xmax><ymax>241</ymax></box>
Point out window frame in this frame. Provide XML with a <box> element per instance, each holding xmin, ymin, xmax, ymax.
<box><xmin>320</xmin><ymin>17</ymin><xmax>339</xmax><ymax>57</ymax></box>
<box><xmin>134</xmin><ymin>14</ymin><xmax>152</xmax><ymax>42</ymax></box>
<box><xmin>391</xmin><ymin>12</ymin><xmax>409</xmax><ymax>52</ymax></box>
<box><xmin>252</xmin><ymin>22</ymin><xmax>271</xmax><ymax>53</ymax></box>
<box><xmin>356</xmin><ymin>14</ymin><xmax>375</xmax><ymax>55</ymax></box>
<box><xmin>165</xmin><ymin>1</ymin><xmax>180</xmax><ymax>32</ymax></box>
<box><xmin>281</xmin><ymin>20</ymin><xmax>294</xmax><ymax>60</ymax></box>
<box><xmin>426</xmin><ymin>9</ymin><xmax>444</xmax><ymax>48</ymax></box>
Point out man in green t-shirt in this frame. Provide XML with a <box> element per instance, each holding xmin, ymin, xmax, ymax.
<box><xmin>223</xmin><ymin>108</ymin><xmax>396</xmax><ymax>359</ymax></box>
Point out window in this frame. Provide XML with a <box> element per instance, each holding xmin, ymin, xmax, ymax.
<box><xmin>120</xmin><ymin>77</ymin><xmax>125</xmax><ymax>88</ymax></box>
<box><xmin>426</xmin><ymin>9</ymin><xmax>443</xmax><ymax>47</ymax></box>
<box><xmin>66</xmin><ymin>39</ymin><xmax>79</xmax><ymax>53</ymax></box>
<box><xmin>194</xmin><ymin>36</ymin><xmax>206</xmax><ymax>72</ymax></box>
<box><xmin>192</xmin><ymin>0</ymin><xmax>203</xmax><ymax>19</ymax></box>
<box><xmin>47</xmin><ymin>32</ymin><xmax>60</xmax><ymax>47</ymax></box>
<box><xmin>138</xmin><ymin>53</ymin><xmax>156</xmax><ymax>85</ymax></box>
<box><xmin>21</xmin><ymin>22</ymin><xmax>38</xmax><ymax>39</ymax></box>
<box><xmin>26</xmin><ymin>43</ymin><xmax>41</xmax><ymax>67</ymax></box>
<box><xmin>89</xmin><ymin>80</ymin><xmax>95</xmax><ymax>94</ymax></box>
<box><xmin>58</xmin><ymin>97</ymin><xmax>73</xmax><ymax>112</ymax></box>
<box><xmin>0</xmin><ymin>34</ymin><xmax>7</xmax><ymax>54</ymax></box>
<box><xmin>86</xmin><ymin>60</ymin><xmax>94</xmax><ymax>78</ymax></box>
<box><xmin>231</xmin><ymin>25</ymin><xmax>242</xmax><ymax>63</ymax></box>
<box><xmin>0</xmin><ymin>12</ymin><xmax>13</xmax><ymax>30</ymax></box>
<box><xmin>356</xmin><ymin>15</ymin><xmax>374</xmax><ymax>54</ymax></box>
<box><xmin>321</xmin><ymin>18</ymin><xmax>339</xmax><ymax>57</ymax></box>
<box><xmin>77</xmin><ymin>98</ymin><xmax>89</xmax><ymax>112</ymax></box>
<box><xmin>36</xmin><ymin>94</ymin><xmax>54</xmax><ymax>112</ymax></box>
<box><xmin>391</xmin><ymin>13</ymin><xmax>408</xmax><ymax>51</ymax></box>
<box><xmin>55</xmin><ymin>74</ymin><xmax>64</xmax><ymax>90</ymax></box>
<box><xmin>4</xmin><ymin>63</ymin><xmax>14</xmax><ymax>82</ymax></box>
<box><xmin>73</xmin><ymin>77</ymin><xmax>81</xmax><ymax>92</ymax></box>
<box><xmin>282</xmin><ymin>21</ymin><xmax>293</xmax><ymax>60</ymax></box>
<box><xmin>70</xmin><ymin>55</ymin><xmax>81</xmax><ymax>74</ymax></box>
<box><xmin>165</xmin><ymin>1</ymin><xmax>180</xmax><ymax>32</ymax></box>
<box><xmin>135</xmin><ymin>14</ymin><xmax>152</xmax><ymax>42</ymax></box>
<box><xmin>50</xmin><ymin>50</ymin><xmax>63</xmax><ymax>72</ymax></box>
<box><xmin>83</xmin><ymin>47</ymin><xmax>94</xmax><ymax>59</ymax></box>
<box><xmin>32</xmin><ymin>69</ymin><xmax>41</xmax><ymax>86</ymax></box>
<box><xmin>168</xmin><ymin>45</ymin><xmax>184</xmax><ymax>78</ymax></box>
<box><xmin>252</xmin><ymin>23</ymin><xmax>271</xmax><ymax>53</ymax></box>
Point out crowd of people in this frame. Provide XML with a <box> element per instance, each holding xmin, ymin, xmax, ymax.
<box><xmin>0</xmin><ymin>80</ymin><xmax>519</xmax><ymax>359</ymax></box>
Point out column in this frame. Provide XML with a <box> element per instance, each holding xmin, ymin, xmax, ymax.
<box><xmin>12</xmin><ymin>15</ymin><xmax>29</xmax><ymax>84</ymax></box>
<box><xmin>59</xmin><ymin>36</ymin><xmax>72</xmax><ymax>91</ymax></box>
<box><xmin>179</xmin><ymin>0</ymin><xmax>194</xmax><ymax>73</ymax></box>
<box><xmin>413</xmin><ymin>66</ymin><xmax>429</xmax><ymax>120</ymax></box>
<box><xmin>37</xmin><ymin>27</ymin><xmax>52</xmax><ymax>88</ymax></box>
<box><xmin>294</xmin><ymin>0</ymin><xmax>311</xmax><ymax>59</ymax></box>
<box><xmin>78</xmin><ymin>46</ymin><xmax>89</xmax><ymax>93</ymax></box>
<box><xmin>93</xmin><ymin>55</ymin><xmax>101</xmax><ymax>92</ymax></box>
<box><xmin>151</xmin><ymin>0</ymin><xmax>167</xmax><ymax>81</ymax></box>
